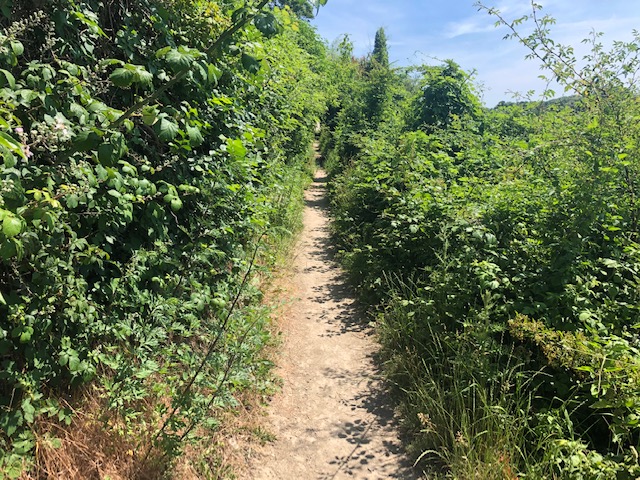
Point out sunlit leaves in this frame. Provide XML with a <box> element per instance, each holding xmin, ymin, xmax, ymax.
<box><xmin>109</xmin><ymin>64</ymin><xmax>153</xmax><ymax>88</ymax></box>
<box><xmin>226</xmin><ymin>138</ymin><xmax>247</xmax><ymax>160</ymax></box>
<box><xmin>187</xmin><ymin>125</ymin><xmax>204</xmax><ymax>146</ymax></box>
<box><xmin>0</xmin><ymin>131</ymin><xmax>25</xmax><ymax>159</ymax></box>
<box><xmin>0</xmin><ymin>0</ymin><xmax>332</xmax><ymax>474</ymax></box>
<box><xmin>1</xmin><ymin>213</ymin><xmax>22</xmax><ymax>238</ymax></box>
<box><xmin>0</xmin><ymin>69</ymin><xmax>15</xmax><ymax>88</ymax></box>
<box><xmin>156</xmin><ymin>46</ymin><xmax>205</xmax><ymax>73</ymax></box>
<box><xmin>154</xmin><ymin>114</ymin><xmax>179</xmax><ymax>141</ymax></box>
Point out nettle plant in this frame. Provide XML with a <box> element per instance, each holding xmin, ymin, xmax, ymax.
<box><xmin>0</xmin><ymin>0</ymin><xmax>328</xmax><ymax>475</ymax></box>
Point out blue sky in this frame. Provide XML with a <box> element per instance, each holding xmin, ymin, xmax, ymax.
<box><xmin>310</xmin><ymin>1</ymin><xmax>640</xmax><ymax>106</ymax></box>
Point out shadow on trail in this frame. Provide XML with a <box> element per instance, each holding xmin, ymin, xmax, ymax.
<box><xmin>305</xmin><ymin>174</ymin><xmax>371</xmax><ymax>338</ymax></box>
<box><xmin>319</xmin><ymin>361</ymin><xmax>417</xmax><ymax>479</ymax></box>
<box><xmin>305</xmin><ymin>172</ymin><xmax>420</xmax><ymax>480</ymax></box>
<box><xmin>322</xmin><ymin>385</ymin><xmax>417</xmax><ymax>480</ymax></box>
<box><xmin>305</xmin><ymin>175</ymin><xmax>330</xmax><ymax>210</ymax></box>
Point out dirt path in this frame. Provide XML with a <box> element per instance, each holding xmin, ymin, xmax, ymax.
<box><xmin>245</xmin><ymin>169</ymin><xmax>419</xmax><ymax>479</ymax></box>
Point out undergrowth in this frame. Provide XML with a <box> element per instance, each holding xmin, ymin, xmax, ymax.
<box><xmin>322</xmin><ymin>4</ymin><xmax>640</xmax><ymax>478</ymax></box>
<box><xmin>0</xmin><ymin>0</ymin><xmax>330</xmax><ymax>476</ymax></box>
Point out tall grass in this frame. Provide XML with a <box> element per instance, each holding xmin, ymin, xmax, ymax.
<box><xmin>377</xmin><ymin>276</ymin><xmax>544</xmax><ymax>479</ymax></box>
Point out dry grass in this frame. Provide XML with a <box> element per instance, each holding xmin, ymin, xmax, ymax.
<box><xmin>16</xmin><ymin>242</ymin><xmax>300</xmax><ymax>480</ymax></box>
<box><xmin>22</xmin><ymin>390</ymin><xmax>280</xmax><ymax>480</ymax></box>
<box><xmin>23</xmin><ymin>387</ymin><xmax>167</xmax><ymax>480</ymax></box>
<box><xmin>171</xmin><ymin>392</ymin><xmax>276</xmax><ymax>479</ymax></box>
<box><xmin>188</xmin><ymin>256</ymin><xmax>301</xmax><ymax>480</ymax></box>
<box><xmin>22</xmin><ymin>303</ymin><xmax>289</xmax><ymax>479</ymax></box>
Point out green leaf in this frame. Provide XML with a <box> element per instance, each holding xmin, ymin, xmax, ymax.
<box><xmin>19</xmin><ymin>326</ymin><xmax>33</xmax><ymax>343</ymax></box>
<box><xmin>132</xmin><ymin>66</ymin><xmax>153</xmax><ymax>87</ymax></box>
<box><xmin>207</xmin><ymin>64</ymin><xmax>222</xmax><ymax>85</ymax></box>
<box><xmin>142</xmin><ymin>106</ymin><xmax>158</xmax><ymax>126</ymax></box>
<box><xmin>58</xmin><ymin>352</ymin><xmax>68</xmax><ymax>366</ymax></box>
<box><xmin>0</xmin><ymin>0</ymin><xmax>12</xmax><ymax>18</ymax></box>
<box><xmin>66</xmin><ymin>194</ymin><xmax>79</xmax><ymax>209</ymax></box>
<box><xmin>110</xmin><ymin>68</ymin><xmax>135</xmax><ymax>88</ymax></box>
<box><xmin>0</xmin><ymin>410</ymin><xmax>23</xmax><ymax>438</ymax></box>
<box><xmin>0</xmin><ymin>238</ymin><xmax>18</xmax><ymax>259</ymax></box>
<box><xmin>0</xmin><ymin>131</ymin><xmax>26</xmax><ymax>159</ymax></box>
<box><xmin>71</xmin><ymin>10</ymin><xmax>106</xmax><ymax>37</ymax></box>
<box><xmin>241</xmin><ymin>53</ymin><xmax>261</xmax><ymax>74</ymax></box>
<box><xmin>10</xmin><ymin>40</ymin><xmax>23</xmax><ymax>56</ymax></box>
<box><xmin>0</xmin><ymin>69</ymin><xmax>16</xmax><ymax>88</ymax></box>
<box><xmin>21</xmin><ymin>399</ymin><xmax>35</xmax><ymax>424</ymax></box>
<box><xmin>68</xmin><ymin>355</ymin><xmax>81</xmax><ymax>372</ymax></box>
<box><xmin>227</xmin><ymin>138</ymin><xmax>247</xmax><ymax>160</ymax></box>
<box><xmin>254</xmin><ymin>12</ymin><xmax>281</xmax><ymax>38</ymax></box>
<box><xmin>156</xmin><ymin>117</ymin><xmax>179</xmax><ymax>141</ymax></box>
<box><xmin>155</xmin><ymin>46</ymin><xmax>172</xmax><ymax>58</ymax></box>
<box><xmin>187</xmin><ymin>126</ymin><xmax>204</xmax><ymax>147</ymax></box>
<box><xmin>73</xmin><ymin>130</ymin><xmax>102</xmax><ymax>151</ymax></box>
<box><xmin>165</xmin><ymin>48</ymin><xmax>192</xmax><ymax>72</ymax></box>
<box><xmin>98</xmin><ymin>143</ymin><xmax>117</xmax><ymax>166</ymax></box>
<box><xmin>3</xmin><ymin>152</ymin><xmax>16</xmax><ymax>168</ymax></box>
<box><xmin>2</xmin><ymin>216</ymin><xmax>22</xmax><ymax>237</ymax></box>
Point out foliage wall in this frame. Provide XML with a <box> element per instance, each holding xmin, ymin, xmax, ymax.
<box><xmin>323</xmin><ymin>10</ymin><xmax>640</xmax><ymax>478</ymax></box>
<box><xmin>0</xmin><ymin>0</ymin><xmax>329</xmax><ymax>476</ymax></box>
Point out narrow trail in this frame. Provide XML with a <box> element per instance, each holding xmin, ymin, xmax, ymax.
<box><xmin>245</xmin><ymin>167</ymin><xmax>418</xmax><ymax>479</ymax></box>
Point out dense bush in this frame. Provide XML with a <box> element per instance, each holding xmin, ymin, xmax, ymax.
<box><xmin>324</xmin><ymin>8</ymin><xmax>640</xmax><ymax>478</ymax></box>
<box><xmin>0</xmin><ymin>0</ymin><xmax>329</xmax><ymax>476</ymax></box>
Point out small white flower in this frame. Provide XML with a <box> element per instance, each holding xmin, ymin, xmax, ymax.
<box><xmin>55</xmin><ymin>120</ymin><xmax>70</xmax><ymax>136</ymax></box>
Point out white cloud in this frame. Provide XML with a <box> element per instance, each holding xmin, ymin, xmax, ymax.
<box><xmin>445</xmin><ymin>18</ymin><xmax>496</xmax><ymax>38</ymax></box>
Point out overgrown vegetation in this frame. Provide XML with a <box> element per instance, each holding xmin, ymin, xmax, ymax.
<box><xmin>0</xmin><ymin>0</ymin><xmax>332</xmax><ymax>477</ymax></box>
<box><xmin>5</xmin><ymin>0</ymin><xmax>640</xmax><ymax>476</ymax></box>
<box><xmin>322</xmin><ymin>3</ymin><xmax>640</xmax><ymax>478</ymax></box>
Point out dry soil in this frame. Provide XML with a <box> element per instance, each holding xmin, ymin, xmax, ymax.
<box><xmin>244</xmin><ymin>169</ymin><xmax>419</xmax><ymax>480</ymax></box>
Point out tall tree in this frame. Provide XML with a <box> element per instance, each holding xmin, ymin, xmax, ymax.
<box><xmin>364</xmin><ymin>27</ymin><xmax>392</xmax><ymax>127</ymax></box>
<box><xmin>371</xmin><ymin>27</ymin><xmax>389</xmax><ymax>68</ymax></box>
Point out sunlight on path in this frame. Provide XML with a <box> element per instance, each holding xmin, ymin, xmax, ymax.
<box><xmin>244</xmin><ymin>169</ymin><xmax>419</xmax><ymax>479</ymax></box>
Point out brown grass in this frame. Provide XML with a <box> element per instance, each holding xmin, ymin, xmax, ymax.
<box><xmin>24</xmin><ymin>387</ymin><xmax>167</xmax><ymax>480</ymax></box>
<box><xmin>171</xmin><ymin>258</ymin><xmax>299</xmax><ymax>479</ymax></box>
<box><xmin>17</xmin><ymin>246</ymin><xmax>298</xmax><ymax>480</ymax></box>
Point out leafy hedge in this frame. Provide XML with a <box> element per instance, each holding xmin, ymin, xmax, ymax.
<box><xmin>0</xmin><ymin>0</ymin><xmax>329</xmax><ymax>476</ymax></box>
<box><xmin>324</xmin><ymin>12</ymin><xmax>640</xmax><ymax>479</ymax></box>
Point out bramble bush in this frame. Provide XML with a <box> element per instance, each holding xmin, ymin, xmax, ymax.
<box><xmin>324</xmin><ymin>5</ymin><xmax>640</xmax><ymax>478</ymax></box>
<box><xmin>0</xmin><ymin>0</ymin><xmax>330</xmax><ymax>476</ymax></box>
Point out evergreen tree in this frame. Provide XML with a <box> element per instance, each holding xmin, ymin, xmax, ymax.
<box><xmin>371</xmin><ymin>27</ymin><xmax>389</xmax><ymax>68</ymax></box>
<box><xmin>365</xmin><ymin>27</ymin><xmax>392</xmax><ymax>126</ymax></box>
